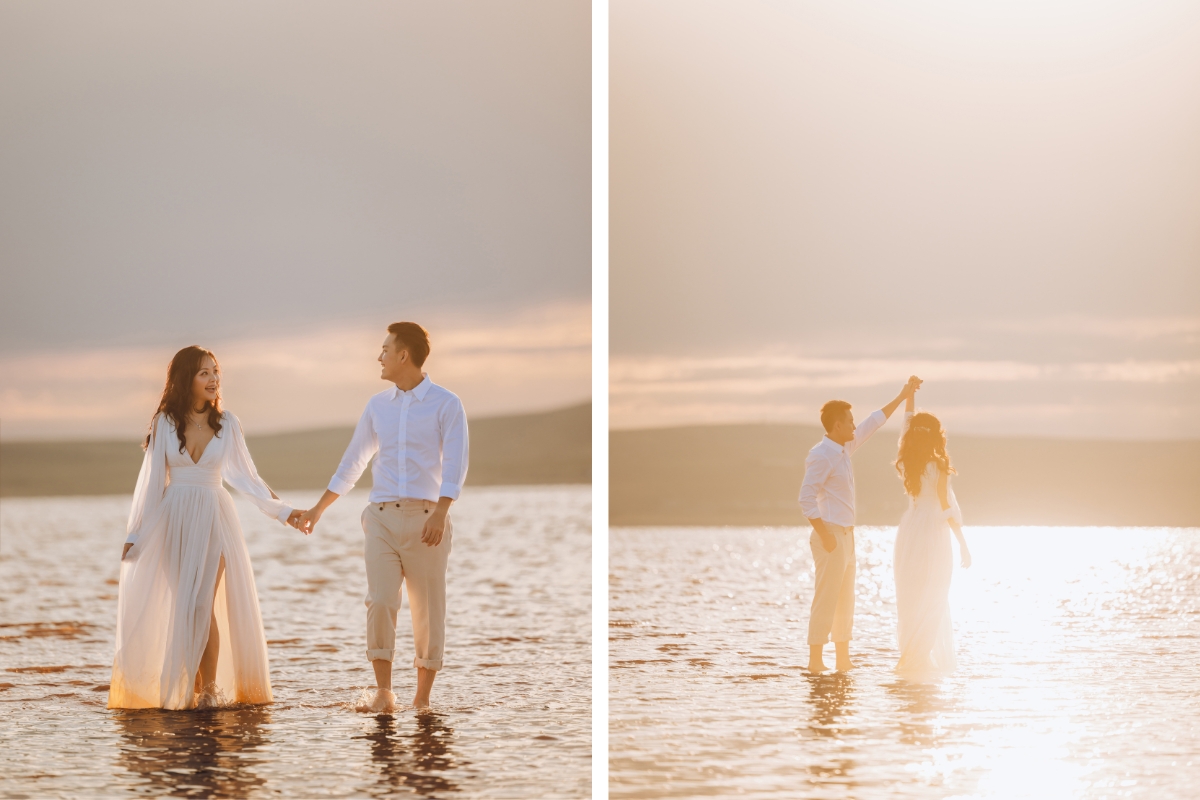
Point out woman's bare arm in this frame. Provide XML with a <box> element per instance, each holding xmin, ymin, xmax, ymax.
<box><xmin>949</xmin><ymin>519</ymin><xmax>971</xmax><ymax>568</ymax></box>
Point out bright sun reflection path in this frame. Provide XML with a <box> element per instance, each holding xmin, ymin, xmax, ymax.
<box><xmin>610</xmin><ymin>525</ymin><xmax>1200</xmax><ymax>799</ymax></box>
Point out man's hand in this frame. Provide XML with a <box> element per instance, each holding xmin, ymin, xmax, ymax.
<box><xmin>421</xmin><ymin>507</ymin><xmax>448</xmax><ymax>547</ymax></box>
<box><xmin>287</xmin><ymin>509</ymin><xmax>307</xmax><ymax>532</ymax></box>
<box><xmin>883</xmin><ymin>376</ymin><xmax>924</xmax><ymax>419</ymax></box>
<box><xmin>122</xmin><ymin>542</ymin><xmax>133</xmax><ymax>560</ymax></box>
<box><xmin>808</xmin><ymin>517</ymin><xmax>836</xmax><ymax>553</ymax></box>
<box><xmin>297</xmin><ymin>490</ymin><xmax>340</xmax><ymax>536</ymax></box>
<box><xmin>297</xmin><ymin>508</ymin><xmax>322</xmax><ymax>536</ymax></box>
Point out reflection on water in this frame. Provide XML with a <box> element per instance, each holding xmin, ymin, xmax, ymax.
<box><xmin>805</xmin><ymin>673</ymin><xmax>857</xmax><ymax>739</ymax></box>
<box><xmin>611</xmin><ymin>526</ymin><xmax>1200</xmax><ymax>799</ymax></box>
<box><xmin>114</xmin><ymin>707</ymin><xmax>271</xmax><ymax>798</ymax></box>
<box><xmin>358</xmin><ymin>711</ymin><xmax>462</xmax><ymax>797</ymax></box>
<box><xmin>803</xmin><ymin>674</ymin><xmax>859</xmax><ymax>792</ymax></box>
<box><xmin>0</xmin><ymin>487</ymin><xmax>590</xmax><ymax>798</ymax></box>
<box><xmin>884</xmin><ymin>680</ymin><xmax>959</xmax><ymax>750</ymax></box>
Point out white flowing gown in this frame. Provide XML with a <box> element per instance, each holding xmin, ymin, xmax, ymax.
<box><xmin>108</xmin><ymin>411</ymin><xmax>291</xmax><ymax>710</ymax></box>
<box><xmin>893</xmin><ymin>460</ymin><xmax>963</xmax><ymax>679</ymax></box>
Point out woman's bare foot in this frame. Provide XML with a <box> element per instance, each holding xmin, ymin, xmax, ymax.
<box><xmin>835</xmin><ymin>657</ymin><xmax>855</xmax><ymax>672</ymax></box>
<box><xmin>194</xmin><ymin>681</ymin><xmax>225</xmax><ymax>710</ymax></box>
<box><xmin>356</xmin><ymin>687</ymin><xmax>397</xmax><ymax>714</ymax></box>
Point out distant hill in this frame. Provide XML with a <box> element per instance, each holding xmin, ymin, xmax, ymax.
<box><xmin>611</xmin><ymin>422</ymin><xmax>1200</xmax><ymax>527</ymax></box>
<box><xmin>0</xmin><ymin>403</ymin><xmax>590</xmax><ymax>498</ymax></box>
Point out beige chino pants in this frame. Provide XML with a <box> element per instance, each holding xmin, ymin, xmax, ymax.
<box><xmin>362</xmin><ymin>500</ymin><xmax>451</xmax><ymax>670</ymax></box>
<box><xmin>807</xmin><ymin>523</ymin><xmax>856</xmax><ymax>646</ymax></box>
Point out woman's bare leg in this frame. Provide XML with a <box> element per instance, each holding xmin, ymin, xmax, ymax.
<box><xmin>196</xmin><ymin>555</ymin><xmax>226</xmax><ymax>693</ymax></box>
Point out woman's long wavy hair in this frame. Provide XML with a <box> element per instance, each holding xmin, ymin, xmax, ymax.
<box><xmin>144</xmin><ymin>346</ymin><xmax>224</xmax><ymax>453</ymax></box>
<box><xmin>894</xmin><ymin>411</ymin><xmax>955</xmax><ymax>497</ymax></box>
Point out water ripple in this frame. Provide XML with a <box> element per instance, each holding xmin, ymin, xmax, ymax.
<box><xmin>610</xmin><ymin>526</ymin><xmax>1200</xmax><ymax>799</ymax></box>
<box><xmin>1</xmin><ymin>486</ymin><xmax>591</xmax><ymax>798</ymax></box>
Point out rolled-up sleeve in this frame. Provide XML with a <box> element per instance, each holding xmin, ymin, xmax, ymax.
<box><xmin>438</xmin><ymin>398</ymin><xmax>469</xmax><ymax>500</ymax></box>
<box><xmin>798</xmin><ymin>450</ymin><xmax>831</xmax><ymax>520</ymax></box>
<box><xmin>845</xmin><ymin>409</ymin><xmax>887</xmax><ymax>456</ymax></box>
<box><xmin>328</xmin><ymin>404</ymin><xmax>378</xmax><ymax>496</ymax></box>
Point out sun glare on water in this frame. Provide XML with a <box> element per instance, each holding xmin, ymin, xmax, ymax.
<box><xmin>610</xmin><ymin>525</ymin><xmax>1200</xmax><ymax>799</ymax></box>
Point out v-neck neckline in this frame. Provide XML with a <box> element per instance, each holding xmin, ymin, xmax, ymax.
<box><xmin>188</xmin><ymin>442</ymin><xmax>208</xmax><ymax>465</ymax></box>
<box><xmin>184</xmin><ymin>417</ymin><xmax>217</xmax><ymax>465</ymax></box>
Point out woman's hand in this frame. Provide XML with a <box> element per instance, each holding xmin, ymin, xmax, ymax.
<box><xmin>287</xmin><ymin>509</ymin><xmax>305</xmax><ymax>530</ymax></box>
<box><xmin>960</xmin><ymin>546</ymin><xmax>972</xmax><ymax>569</ymax></box>
<box><xmin>122</xmin><ymin>543</ymin><xmax>133</xmax><ymax>560</ymax></box>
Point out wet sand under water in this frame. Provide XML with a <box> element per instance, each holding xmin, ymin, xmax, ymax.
<box><xmin>610</xmin><ymin>526</ymin><xmax>1200</xmax><ymax>799</ymax></box>
<box><xmin>0</xmin><ymin>486</ymin><xmax>591</xmax><ymax>799</ymax></box>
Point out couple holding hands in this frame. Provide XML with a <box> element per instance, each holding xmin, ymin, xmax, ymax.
<box><xmin>108</xmin><ymin>322</ymin><xmax>467</xmax><ymax>714</ymax></box>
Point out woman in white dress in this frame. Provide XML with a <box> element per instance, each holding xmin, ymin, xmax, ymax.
<box><xmin>892</xmin><ymin>395</ymin><xmax>972</xmax><ymax>679</ymax></box>
<box><xmin>108</xmin><ymin>346</ymin><xmax>302</xmax><ymax>710</ymax></box>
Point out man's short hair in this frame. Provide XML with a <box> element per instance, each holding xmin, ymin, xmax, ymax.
<box><xmin>387</xmin><ymin>322</ymin><xmax>431</xmax><ymax>367</ymax></box>
<box><xmin>820</xmin><ymin>400</ymin><xmax>852</xmax><ymax>433</ymax></box>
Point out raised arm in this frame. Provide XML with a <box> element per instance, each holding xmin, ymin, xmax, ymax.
<box><xmin>123</xmin><ymin>414</ymin><xmax>169</xmax><ymax>558</ymax></box>
<box><xmin>881</xmin><ymin>375</ymin><xmax>922</xmax><ymax>420</ymax></box>
<box><xmin>221</xmin><ymin>412</ymin><xmax>293</xmax><ymax>525</ymax></box>
<box><xmin>845</xmin><ymin>377</ymin><xmax>922</xmax><ymax>456</ymax></box>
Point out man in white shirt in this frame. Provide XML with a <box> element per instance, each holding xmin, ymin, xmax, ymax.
<box><xmin>297</xmin><ymin>322</ymin><xmax>469</xmax><ymax>712</ymax></box>
<box><xmin>800</xmin><ymin>376</ymin><xmax>921</xmax><ymax>673</ymax></box>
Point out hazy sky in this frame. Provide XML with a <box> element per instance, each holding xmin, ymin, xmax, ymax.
<box><xmin>612</xmin><ymin>0</ymin><xmax>1200</xmax><ymax>438</ymax></box>
<box><xmin>0</xmin><ymin>1</ymin><xmax>590</xmax><ymax>439</ymax></box>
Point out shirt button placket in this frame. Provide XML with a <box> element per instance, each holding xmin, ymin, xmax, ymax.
<box><xmin>398</xmin><ymin>395</ymin><xmax>411</xmax><ymax>499</ymax></box>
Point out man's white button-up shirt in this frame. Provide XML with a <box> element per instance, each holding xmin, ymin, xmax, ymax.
<box><xmin>328</xmin><ymin>375</ymin><xmax>469</xmax><ymax>503</ymax></box>
<box><xmin>797</xmin><ymin>409</ymin><xmax>886</xmax><ymax>527</ymax></box>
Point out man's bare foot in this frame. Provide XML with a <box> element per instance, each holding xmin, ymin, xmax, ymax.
<box><xmin>356</xmin><ymin>687</ymin><xmax>397</xmax><ymax>714</ymax></box>
<box><xmin>807</xmin><ymin>645</ymin><xmax>829</xmax><ymax>674</ymax></box>
<box><xmin>412</xmin><ymin>696</ymin><xmax>432</xmax><ymax>710</ymax></box>
<box><xmin>834</xmin><ymin>642</ymin><xmax>853</xmax><ymax>672</ymax></box>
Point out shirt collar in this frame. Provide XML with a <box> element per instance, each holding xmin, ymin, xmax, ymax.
<box><xmin>822</xmin><ymin>435</ymin><xmax>846</xmax><ymax>454</ymax></box>
<box><xmin>389</xmin><ymin>374</ymin><xmax>432</xmax><ymax>402</ymax></box>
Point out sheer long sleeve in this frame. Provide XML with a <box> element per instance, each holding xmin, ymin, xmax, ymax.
<box><xmin>438</xmin><ymin>398</ymin><xmax>469</xmax><ymax>500</ymax></box>
<box><xmin>125</xmin><ymin>414</ymin><xmax>169</xmax><ymax>545</ymax></box>
<box><xmin>947</xmin><ymin>481</ymin><xmax>964</xmax><ymax>526</ymax></box>
<box><xmin>220</xmin><ymin>412</ymin><xmax>292</xmax><ymax>524</ymax></box>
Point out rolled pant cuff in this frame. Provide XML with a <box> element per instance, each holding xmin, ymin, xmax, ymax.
<box><xmin>413</xmin><ymin>657</ymin><xmax>443</xmax><ymax>671</ymax></box>
<box><xmin>366</xmin><ymin>648</ymin><xmax>395</xmax><ymax>662</ymax></box>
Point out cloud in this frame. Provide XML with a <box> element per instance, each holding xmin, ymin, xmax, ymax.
<box><xmin>1</xmin><ymin>301</ymin><xmax>590</xmax><ymax>440</ymax></box>
<box><xmin>610</xmin><ymin>348</ymin><xmax>1200</xmax><ymax>439</ymax></box>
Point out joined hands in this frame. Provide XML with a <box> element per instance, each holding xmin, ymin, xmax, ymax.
<box><xmin>288</xmin><ymin>509</ymin><xmax>317</xmax><ymax>535</ymax></box>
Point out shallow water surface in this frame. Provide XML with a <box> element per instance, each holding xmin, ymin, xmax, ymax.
<box><xmin>1</xmin><ymin>486</ymin><xmax>590</xmax><ymax>799</ymax></box>
<box><xmin>610</xmin><ymin>526</ymin><xmax>1200</xmax><ymax>799</ymax></box>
